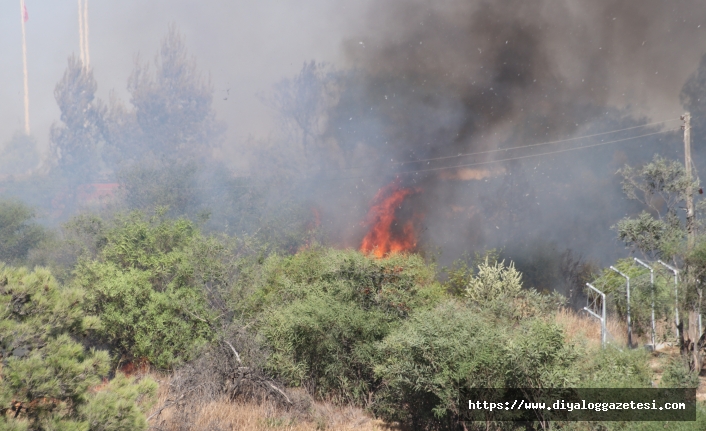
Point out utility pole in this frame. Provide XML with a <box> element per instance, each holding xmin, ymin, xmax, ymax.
<box><xmin>682</xmin><ymin>112</ymin><xmax>703</xmax><ymax>371</ymax></box>
<box><xmin>77</xmin><ymin>0</ymin><xmax>90</xmax><ymax>68</ymax></box>
<box><xmin>683</xmin><ymin>113</ymin><xmax>695</xmax><ymax>249</ymax></box>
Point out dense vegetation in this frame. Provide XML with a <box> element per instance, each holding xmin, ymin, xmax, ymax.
<box><xmin>2</xmin><ymin>201</ymin><xmax>705</xmax><ymax>430</ymax></box>
<box><xmin>3</xmin><ymin>24</ymin><xmax>706</xmax><ymax>431</ymax></box>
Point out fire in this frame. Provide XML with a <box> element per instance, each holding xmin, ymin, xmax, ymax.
<box><xmin>360</xmin><ymin>181</ymin><xmax>420</xmax><ymax>258</ymax></box>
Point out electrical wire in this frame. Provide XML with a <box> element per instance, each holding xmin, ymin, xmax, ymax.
<box><xmin>328</xmin><ymin>127</ymin><xmax>679</xmax><ymax>182</ymax></box>
<box><xmin>396</xmin><ymin>118</ymin><xmax>681</xmax><ymax>166</ymax></box>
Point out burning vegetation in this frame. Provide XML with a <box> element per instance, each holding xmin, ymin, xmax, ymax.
<box><xmin>360</xmin><ymin>180</ymin><xmax>421</xmax><ymax>258</ymax></box>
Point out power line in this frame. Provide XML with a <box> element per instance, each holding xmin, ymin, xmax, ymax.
<box><xmin>397</xmin><ymin>118</ymin><xmax>681</xmax><ymax>166</ymax></box>
<box><xmin>397</xmin><ymin>129</ymin><xmax>679</xmax><ymax>175</ymax></box>
<box><xmin>329</xmin><ymin>127</ymin><xmax>679</xmax><ymax>182</ymax></box>
<box><xmin>327</xmin><ymin>118</ymin><xmax>680</xmax><ymax>174</ymax></box>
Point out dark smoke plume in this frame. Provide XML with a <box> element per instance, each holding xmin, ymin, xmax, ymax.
<box><xmin>294</xmin><ymin>0</ymin><xmax>706</xmax><ymax>292</ymax></box>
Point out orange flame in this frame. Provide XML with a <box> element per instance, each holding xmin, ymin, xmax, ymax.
<box><xmin>360</xmin><ymin>181</ymin><xmax>420</xmax><ymax>258</ymax></box>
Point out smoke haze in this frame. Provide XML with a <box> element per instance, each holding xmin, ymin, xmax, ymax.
<box><xmin>3</xmin><ymin>0</ymin><xmax>706</xmax><ymax>293</ymax></box>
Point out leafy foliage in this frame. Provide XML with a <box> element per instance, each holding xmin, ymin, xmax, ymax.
<box><xmin>660</xmin><ymin>355</ymin><xmax>700</xmax><ymax>389</ymax></box>
<box><xmin>373</xmin><ymin>301</ymin><xmax>578</xmax><ymax>428</ymax></box>
<box><xmin>577</xmin><ymin>347</ymin><xmax>652</xmax><ymax>388</ymax></box>
<box><xmin>74</xmin><ymin>211</ymin><xmax>216</xmax><ymax>369</ymax></box>
<box><xmin>614</xmin><ymin>155</ymin><xmax>698</xmax><ymax>260</ymax></box>
<box><xmin>0</xmin><ymin>265</ymin><xmax>156</xmax><ymax>430</ymax></box>
<box><xmin>465</xmin><ymin>256</ymin><xmax>522</xmax><ymax>303</ymax></box>
<box><xmin>0</xmin><ymin>132</ymin><xmax>40</xmax><ymax>176</ymax></box>
<box><xmin>592</xmin><ymin>258</ymin><xmax>675</xmax><ymax>339</ymax></box>
<box><xmin>262</xmin><ymin>294</ymin><xmax>389</xmax><ymax>403</ymax></box>
<box><xmin>266</xmin><ymin>61</ymin><xmax>338</xmax><ymax>168</ymax></box>
<box><xmin>50</xmin><ymin>55</ymin><xmax>106</xmax><ymax>184</ymax></box>
<box><xmin>126</xmin><ymin>24</ymin><xmax>222</xmax><ymax>160</ymax></box>
<box><xmin>79</xmin><ymin>374</ymin><xmax>157</xmax><ymax>431</ymax></box>
<box><xmin>253</xmin><ymin>249</ymin><xmax>445</xmax><ymax>404</ymax></box>
<box><xmin>116</xmin><ymin>160</ymin><xmax>200</xmax><ymax>218</ymax></box>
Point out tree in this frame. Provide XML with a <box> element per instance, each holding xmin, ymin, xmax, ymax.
<box><xmin>50</xmin><ymin>56</ymin><xmax>106</xmax><ymax>184</ymax></box>
<box><xmin>126</xmin><ymin>24</ymin><xmax>222</xmax><ymax>161</ymax></box>
<box><xmin>267</xmin><ymin>61</ymin><xmax>338</xmax><ymax>167</ymax></box>
<box><xmin>615</xmin><ymin>155</ymin><xmax>695</xmax><ymax>259</ymax></box>
<box><xmin>613</xmin><ymin>155</ymin><xmax>706</xmax><ymax>369</ymax></box>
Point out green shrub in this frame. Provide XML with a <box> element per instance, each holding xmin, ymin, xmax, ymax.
<box><xmin>660</xmin><ymin>355</ymin><xmax>699</xmax><ymax>388</ymax></box>
<box><xmin>373</xmin><ymin>301</ymin><xmax>579</xmax><ymax>429</ymax></box>
<box><xmin>80</xmin><ymin>374</ymin><xmax>157</xmax><ymax>431</ymax></box>
<box><xmin>75</xmin><ymin>211</ymin><xmax>216</xmax><ymax>369</ymax></box>
<box><xmin>262</xmin><ymin>293</ymin><xmax>390</xmax><ymax>403</ymax></box>
<box><xmin>0</xmin><ymin>265</ymin><xmax>156</xmax><ymax>430</ymax></box>
<box><xmin>465</xmin><ymin>257</ymin><xmax>523</xmax><ymax>303</ymax></box>
<box><xmin>254</xmin><ymin>248</ymin><xmax>445</xmax><ymax>405</ymax></box>
<box><xmin>245</xmin><ymin>247</ymin><xmax>444</xmax><ymax>318</ymax></box>
<box><xmin>577</xmin><ymin>346</ymin><xmax>652</xmax><ymax>388</ymax></box>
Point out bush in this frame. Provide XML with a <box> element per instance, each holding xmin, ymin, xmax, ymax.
<box><xmin>253</xmin><ymin>248</ymin><xmax>445</xmax><ymax>405</ymax></box>
<box><xmin>245</xmin><ymin>248</ymin><xmax>444</xmax><ymax>318</ymax></box>
<box><xmin>465</xmin><ymin>256</ymin><xmax>522</xmax><ymax>303</ymax></box>
<box><xmin>0</xmin><ymin>265</ymin><xmax>156</xmax><ymax>430</ymax></box>
<box><xmin>660</xmin><ymin>355</ymin><xmax>699</xmax><ymax>388</ymax></box>
<box><xmin>80</xmin><ymin>374</ymin><xmax>157</xmax><ymax>431</ymax></box>
<box><xmin>74</xmin><ymin>211</ymin><xmax>216</xmax><ymax>369</ymax></box>
<box><xmin>262</xmin><ymin>293</ymin><xmax>390</xmax><ymax>403</ymax></box>
<box><xmin>577</xmin><ymin>346</ymin><xmax>652</xmax><ymax>388</ymax></box>
<box><xmin>373</xmin><ymin>301</ymin><xmax>579</xmax><ymax>429</ymax></box>
<box><xmin>461</xmin><ymin>254</ymin><xmax>567</xmax><ymax>322</ymax></box>
<box><xmin>27</xmin><ymin>213</ymin><xmax>107</xmax><ymax>283</ymax></box>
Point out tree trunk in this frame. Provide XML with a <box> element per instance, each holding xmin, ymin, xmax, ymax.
<box><xmin>688</xmin><ymin>310</ymin><xmax>703</xmax><ymax>373</ymax></box>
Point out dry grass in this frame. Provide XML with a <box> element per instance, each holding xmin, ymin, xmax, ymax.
<box><xmin>553</xmin><ymin>307</ymin><xmax>680</xmax><ymax>349</ymax></box>
<box><xmin>554</xmin><ymin>308</ymin><xmax>627</xmax><ymax>347</ymax></box>
<box><xmin>146</xmin><ymin>373</ymin><xmax>396</xmax><ymax>431</ymax></box>
<box><xmin>155</xmin><ymin>399</ymin><xmax>391</xmax><ymax>431</ymax></box>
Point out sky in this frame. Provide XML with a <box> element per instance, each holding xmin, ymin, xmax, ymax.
<box><xmin>3</xmin><ymin>0</ymin><xmax>706</xmax><ymax>161</ymax></box>
<box><xmin>0</xmin><ymin>0</ymin><xmax>373</xmax><ymax>157</ymax></box>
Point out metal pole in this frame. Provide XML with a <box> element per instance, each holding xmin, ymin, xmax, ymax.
<box><xmin>585</xmin><ymin>283</ymin><xmax>606</xmax><ymax>349</ymax></box>
<box><xmin>603</xmin><ymin>284</ymin><xmax>607</xmax><ymax>348</ymax></box>
<box><xmin>658</xmin><ymin>260</ymin><xmax>679</xmax><ymax>338</ymax></box>
<box><xmin>635</xmin><ymin>258</ymin><xmax>655</xmax><ymax>348</ymax></box>
<box><xmin>20</xmin><ymin>0</ymin><xmax>30</xmax><ymax>135</ymax></box>
<box><xmin>611</xmin><ymin>266</ymin><xmax>632</xmax><ymax>348</ymax></box>
<box><xmin>683</xmin><ymin>113</ymin><xmax>695</xmax><ymax>249</ymax></box>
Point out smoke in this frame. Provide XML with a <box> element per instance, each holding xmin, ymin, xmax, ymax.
<box><xmin>301</xmin><ymin>0</ymin><xmax>706</xmax><ymax>277</ymax></box>
<box><xmin>3</xmin><ymin>0</ymin><xmax>706</xmax><ymax>292</ymax></box>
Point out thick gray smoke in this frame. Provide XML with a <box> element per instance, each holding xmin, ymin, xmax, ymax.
<box><xmin>295</xmin><ymin>0</ymin><xmax>706</xmax><ymax>285</ymax></box>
